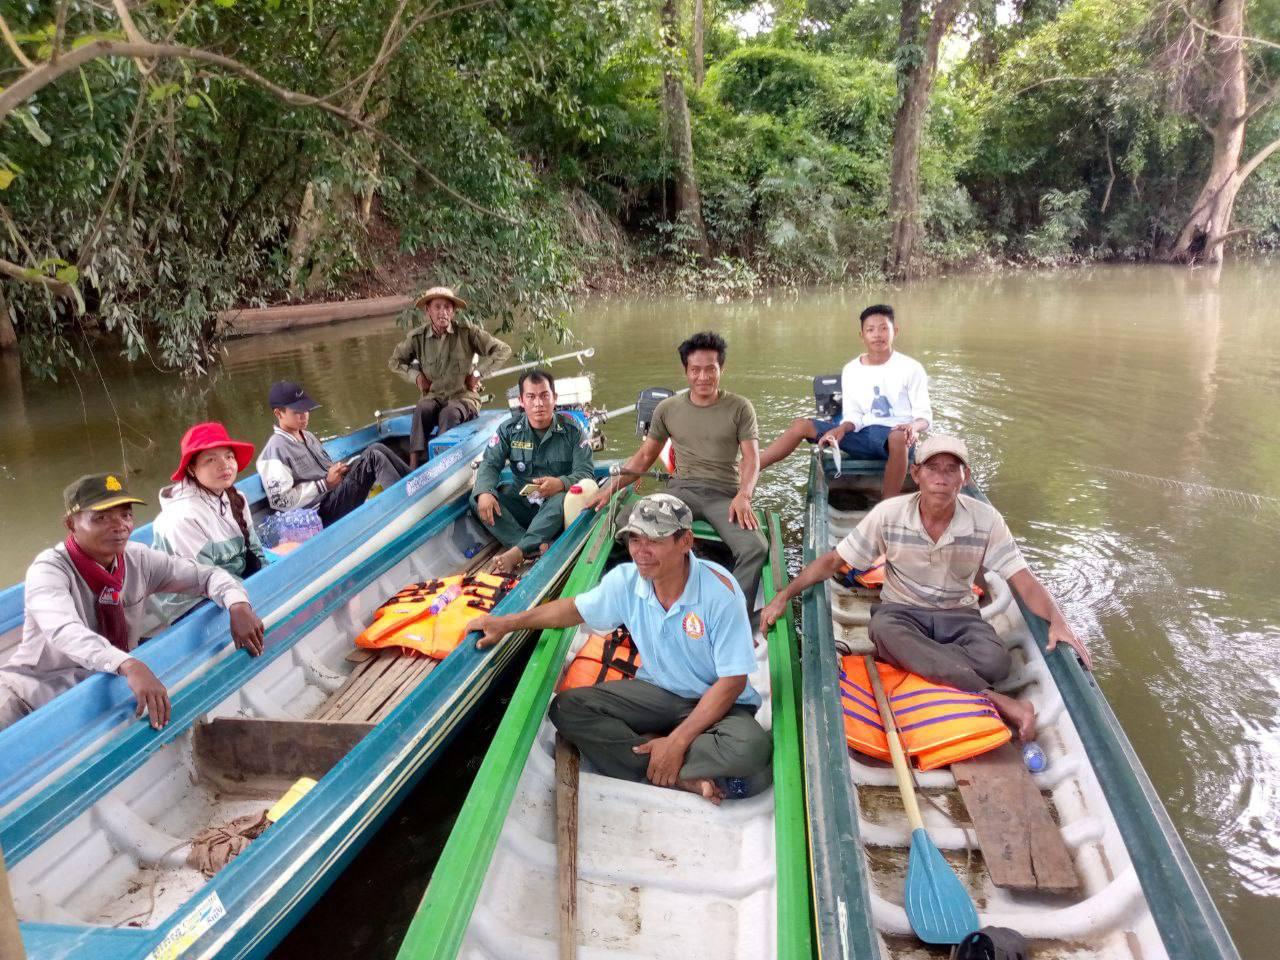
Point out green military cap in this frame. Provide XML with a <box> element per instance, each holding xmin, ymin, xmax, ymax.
<box><xmin>63</xmin><ymin>473</ymin><xmax>146</xmax><ymax>516</ymax></box>
<box><xmin>616</xmin><ymin>493</ymin><xmax>693</xmax><ymax>540</ymax></box>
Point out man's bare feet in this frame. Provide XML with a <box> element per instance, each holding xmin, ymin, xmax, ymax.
<box><xmin>675</xmin><ymin>777</ymin><xmax>725</xmax><ymax>805</ymax></box>
<box><xmin>988</xmin><ymin>689</ymin><xmax>1037</xmax><ymax>741</ymax></box>
<box><xmin>490</xmin><ymin>545</ymin><xmax>524</xmax><ymax>575</ymax></box>
<box><xmin>539</xmin><ymin>542</ymin><xmax>550</xmax><ymax>555</ymax></box>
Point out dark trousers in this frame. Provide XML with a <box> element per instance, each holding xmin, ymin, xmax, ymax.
<box><xmin>410</xmin><ymin>397</ymin><xmax>476</xmax><ymax>454</ymax></box>
<box><xmin>549</xmin><ymin>678</ymin><xmax>772</xmax><ymax>791</ymax></box>
<box><xmin>869</xmin><ymin>603</ymin><xmax>1011</xmax><ymax>692</ymax></box>
<box><xmin>667</xmin><ymin>480</ymin><xmax>768</xmax><ymax>610</ymax></box>
<box><xmin>317</xmin><ymin>442</ymin><xmax>410</xmax><ymax>526</ymax></box>
<box><xmin>471</xmin><ymin>485</ymin><xmax>566</xmax><ymax>554</ymax></box>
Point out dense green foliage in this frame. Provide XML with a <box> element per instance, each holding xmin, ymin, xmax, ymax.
<box><xmin>3</xmin><ymin>0</ymin><xmax>1279</xmax><ymax>376</ymax></box>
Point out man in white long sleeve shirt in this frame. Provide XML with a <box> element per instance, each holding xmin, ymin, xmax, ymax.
<box><xmin>0</xmin><ymin>473</ymin><xmax>265</xmax><ymax>731</ymax></box>
<box><xmin>759</xmin><ymin>303</ymin><xmax>931</xmax><ymax>498</ymax></box>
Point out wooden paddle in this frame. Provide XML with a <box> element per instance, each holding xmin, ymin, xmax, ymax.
<box><xmin>864</xmin><ymin>655</ymin><xmax>979</xmax><ymax>945</ymax></box>
<box><xmin>554</xmin><ymin>734</ymin><xmax>580</xmax><ymax>960</ymax></box>
<box><xmin>0</xmin><ymin>842</ymin><xmax>26</xmax><ymax>960</ymax></box>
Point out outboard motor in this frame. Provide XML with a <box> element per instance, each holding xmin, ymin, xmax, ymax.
<box><xmin>813</xmin><ymin>374</ymin><xmax>842</xmax><ymax>420</ymax></box>
<box><xmin>636</xmin><ymin>387</ymin><xmax>674</xmax><ymax>437</ymax></box>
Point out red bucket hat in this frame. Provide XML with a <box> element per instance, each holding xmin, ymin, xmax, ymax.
<box><xmin>171</xmin><ymin>422</ymin><xmax>256</xmax><ymax>483</ymax></box>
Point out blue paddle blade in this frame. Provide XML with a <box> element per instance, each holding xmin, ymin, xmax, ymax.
<box><xmin>904</xmin><ymin>827</ymin><xmax>980</xmax><ymax>945</ymax></box>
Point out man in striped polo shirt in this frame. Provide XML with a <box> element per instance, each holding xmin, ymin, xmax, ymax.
<box><xmin>761</xmin><ymin>435</ymin><xmax>1091</xmax><ymax>741</ymax></box>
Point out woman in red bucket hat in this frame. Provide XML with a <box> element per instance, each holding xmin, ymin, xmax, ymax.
<box><xmin>151</xmin><ymin>423</ymin><xmax>266</xmax><ymax>621</ymax></box>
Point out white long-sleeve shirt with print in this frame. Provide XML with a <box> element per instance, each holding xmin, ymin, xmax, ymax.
<box><xmin>256</xmin><ymin>426</ymin><xmax>333</xmax><ymax>512</ymax></box>
<box><xmin>0</xmin><ymin>541</ymin><xmax>249</xmax><ymax>713</ymax></box>
<box><xmin>839</xmin><ymin>351</ymin><xmax>932</xmax><ymax>431</ymax></box>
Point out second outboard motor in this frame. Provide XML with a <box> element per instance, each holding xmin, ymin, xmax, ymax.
<box><xmin>813</xmin><ymin>374</ymin><xmax>842</xmax><ymax>420</ymax></box>
<box><xmin>636</xmin><ymin>387</ymin><xmax>675</xmax><ymax>437</ymax></box>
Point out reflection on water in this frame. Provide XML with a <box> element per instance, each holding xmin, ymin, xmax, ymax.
<box><xmin>3</xmin><ymin>262</ymin><xmax>1279</xmax><ymax>956</ymax></box>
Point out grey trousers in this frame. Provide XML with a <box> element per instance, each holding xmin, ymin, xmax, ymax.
<box><xmin>410</xmin><ymin>397</ymin><xmax>475</xmax><ymax>453</ymax></box>
<box><xmin>0</xmin><ymin>683</ymin><xmax>33</xmax><ymax>731</ymax></box>
<box><xmin>869</xmin><ymin>603</ymin><xmax>1011</xmax><ymax>692</ymax></box>
<box><xmin>549</xmin><ymin>678</ymin><xmax>772</xmax><ymax>789</ymax></box>
<box><xmin>667</xmin><ymin>480</ymin><xmax>768</xmax><ymax>609</ymax></box>
<box><xmin>471</xmin><ymin>486</ymin><xmax>566</xmax><ymax>554</ymax></box>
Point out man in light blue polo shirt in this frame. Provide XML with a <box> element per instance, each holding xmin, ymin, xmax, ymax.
<box><xmin>469</xmin><ymin>494</ymin><xmax>772</xmax><ymax>804</ymax></box>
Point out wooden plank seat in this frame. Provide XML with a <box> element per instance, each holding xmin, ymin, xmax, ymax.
<box><xmin>314</xmin><ymin>648</ymin><xmax>442</xmax><ymax>724</ymax></box>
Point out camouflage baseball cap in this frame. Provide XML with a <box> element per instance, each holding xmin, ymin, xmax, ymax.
<box><xmin>616</xmin><ymin>494</ymin><xmax>693</xmax><ymax>540</ymax></box>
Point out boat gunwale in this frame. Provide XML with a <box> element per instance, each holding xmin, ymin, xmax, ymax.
<box><xmin>801</xmin><ymin>454</ymin><xmax>1241</xmax><ymax>960</ymax></box>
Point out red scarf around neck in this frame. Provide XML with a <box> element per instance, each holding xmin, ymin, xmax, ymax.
<box><xmin>64</xmin><ymin>535</ymin><xmax>130</xmax><ymax>652</ymax></box>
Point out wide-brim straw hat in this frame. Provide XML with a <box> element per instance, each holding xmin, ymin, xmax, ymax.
<box><xmin>414</xmin><ymin>286</ymin><xmax>467</xmax><ymax>309</ymax></box>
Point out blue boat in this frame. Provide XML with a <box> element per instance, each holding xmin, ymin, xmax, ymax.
<box><xmin>0</xmin><ymin>411</ymin><xmax>505</xmax><ymax>813</ymax></box>
<box><xmin>800</xmin><ymin>451</ymin><xmax>1240</xmax><ymax>960</ymax></box>
<box><xmin>2</xmin><ymin>461</ymin><xmax>604</xmax><ymax>958</ymax></box>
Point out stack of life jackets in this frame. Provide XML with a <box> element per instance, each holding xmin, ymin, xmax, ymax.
<box><xmin>839</xmin><ymin>655</ymin><xmax>1010</xmax><ymax>771</ymax></box>
<box><xmin>559</xmin><ymin>626</ymin><xmax>642</xmax><ymax>691</ymax></box>
<box><xmin>354</xmin><ymin>573</ymin><xmax>519</xmax><ymax>660</ymax></box>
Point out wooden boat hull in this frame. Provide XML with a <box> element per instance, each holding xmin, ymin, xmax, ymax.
<box><xmin>394</xmin><ymin>508</ymin><xmax>813</xmax><ymax>960</ymax></box>
<box><xmin>0</xmin><ymin>412</ymin><xmax>505</xmax><ymax>813</ymax></box>
<box><xmin>801</xmin><ymin>456</ymin><xmax>1239</xmax><ymax>960</ymax></box>
<box><xmin>5</xmin><ymin>476</ymin><xmax>600</xmax><ymax>959</ymax></box>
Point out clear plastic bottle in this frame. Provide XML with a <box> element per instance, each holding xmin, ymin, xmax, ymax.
<box><xmin>427</xmin><ymin>584</ymin><xmax>463</xmax><ymax>616</ymax></box>
<box><xmin>1022</xmin><ymin>741</ymin><xmax>1048</xmax><ymax>773</ymax></box>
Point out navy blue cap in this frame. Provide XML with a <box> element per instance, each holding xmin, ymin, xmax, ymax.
<box><xmin>268</xmin><ymin>380</ymin><xmax>320</xmax><ymax>412</ymax></box>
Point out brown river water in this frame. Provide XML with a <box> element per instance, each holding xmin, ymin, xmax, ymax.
<box><xmin>1</xmin><ymin>261</ymin><xmax>1277</xmax><ymax>956</ymax></box>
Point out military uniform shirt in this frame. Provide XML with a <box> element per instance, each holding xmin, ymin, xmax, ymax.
<box><xmin>387</xmin><ymin>319</ymin><xmax>513</xmax><ymax>409</ymax></box>
<box><xmin>473</xmin><ymin>411</ymin><xmax>594</xmax><ymax>496</ymax></box>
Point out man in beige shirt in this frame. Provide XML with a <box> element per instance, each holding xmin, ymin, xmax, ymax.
<box><xmin>761</xmin><ymin>435</ymin><xmax>1091</xmax><ymax>740</ymax></box>
<box><xmin>589</xmin><ymin>332</ymin><xmax>767</xmax><ymax>609</ymax></box>
<box><xmin>387</xmin><ymin>287</ymin><xmax>513</xmax><ymax>468</ymax></box>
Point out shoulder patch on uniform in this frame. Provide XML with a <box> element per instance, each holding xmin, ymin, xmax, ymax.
<box><xmin>488</xmin><ymin>434</ymin><xmax>500</xmax><ymax>447</ymax></box>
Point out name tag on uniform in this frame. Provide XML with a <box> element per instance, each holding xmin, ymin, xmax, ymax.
<box><xmin>511</xmin><ymin>440</ymin><xmax>534</xmax><ymax>450</ymax></box>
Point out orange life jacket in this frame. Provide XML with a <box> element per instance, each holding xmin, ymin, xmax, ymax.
<box><xmin>834</xmin><ymin>553</ymin><xmax>983</xmax><ymax>597</ymax></box>
<box><xmin>838</xmin><ymin>655</ymin><xmax>1010</xmax><ymax>771</ymax></box>
<box><xmin>354</xmin><ymin>573</ymin><xmax>519</xmax><ymax>659</ymax></box>
<box><xmin>558</xmin><ymin>627</ymin><xmax>642</xmax><ymax>692</ymax></box>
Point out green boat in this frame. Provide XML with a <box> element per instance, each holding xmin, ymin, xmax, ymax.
<box><xmin>800</xmin><ymin>454</ymin><xmax>1240</xmax><ymax>960</ymax></box>
<box><xmin>394</xmin><ymin>501</ymin><xmax>813</xmax><ymax>960</ymax></box>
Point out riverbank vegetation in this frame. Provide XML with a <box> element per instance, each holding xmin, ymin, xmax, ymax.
<box><xmin>2</xmin><ymin>0</ymin><xmax>1279</xmax><ymax>376</ymax></box>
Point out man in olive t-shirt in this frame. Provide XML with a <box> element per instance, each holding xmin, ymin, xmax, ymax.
<box><xmin>590</xmin><ymin>331</ymin><xmax>768</xmax><ymax>608</ymax></box>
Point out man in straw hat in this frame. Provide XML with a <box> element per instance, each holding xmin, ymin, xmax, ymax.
<box><xmin>761</xmin><ymin>434</ymin><xmax>1092</xmax><ymax>742</ymax></box>
<box><xmin>388</xmin><ymin>286</ymin><xmax>513</xmax><ymax>468</ymax></box>
<box><xmin>0</xmin><ymin>473</ymin><xmax>265</xmax><ymax>731</ymax></box>
<box><xmin>468</xmin><ymin>493</ymin><xmax>772</xmax><ymax>804</ymax></box>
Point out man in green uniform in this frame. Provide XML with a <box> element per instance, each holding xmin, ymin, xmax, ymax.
<box><xmin>473</xmin><ymin>370</ymin><xmax>595</xmax><ymax>573</ymax></box>
<box><xmin>388</xmin><ymin>286</ymin><xmax>513</xmax><ymax>468</ymax></box>
<box><xmin>589</xmin><ymin>331</ymin><xmax>767</xmax><ymax>611</ymax></box>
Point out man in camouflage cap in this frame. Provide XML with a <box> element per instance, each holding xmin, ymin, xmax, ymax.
<box><xmin>468</xmin><ymin>493</ymin><xmax>772</xmax><ymax>804</ymax></box>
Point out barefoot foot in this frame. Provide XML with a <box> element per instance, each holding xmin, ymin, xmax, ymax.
<box><xmin>490</xmin><ymin>546</ymin><xmax>524</xmax><ymax>575</ymax></box>
<box><xmin>988</xmin><ymin>689</ymin><xmax>1037</xmax><ymax>741</ymax></box>
<box><xmin>674</xmin><ymin>777</ymin><xmax>725</xmax><ymax>805</ymax></box>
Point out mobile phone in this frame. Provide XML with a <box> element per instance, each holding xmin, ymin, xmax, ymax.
<box><xmin>520</xmin><ymin>483</ymin><xmax>539</xmax><ymax>496</ymax></box>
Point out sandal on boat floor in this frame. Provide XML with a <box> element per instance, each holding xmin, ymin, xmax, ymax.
<box><xmin>951</xmin><ymin>926</ymin><xmax>1030</xmax><ymax>960</ymax></box>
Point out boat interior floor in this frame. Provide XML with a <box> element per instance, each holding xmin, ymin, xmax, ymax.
<box><xmin>825</xmin><ymin>474</ymin><xmax>1164</xmax><ymax>958</ymax></box>
<box><xmin>10</xmin><ymin>516</ymin><xmax>496</xmax><ymax>931</ymax></box>
<box><xmin>463</xmin><ymin>537</ymin><xmax>779</xmax><ymax>960</ymax></box>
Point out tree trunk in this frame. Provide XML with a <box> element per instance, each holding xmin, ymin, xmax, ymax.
<box><xmin>885</xmin><ymin>0</ymin><xmax>964</xmax><ymax>279</ymax></box>
<box><xmin>693</xmin><ymin>0</ymin><xmax>706</xmax><ymax>89</ymax></box>
<box><xmin>0</xmin><ymin>286</ymin><xmax>17</xmax><ymax>351</ymax></box>
<box><xmin>661</xmin><ymin>0</ymin><xmax>711</xmax><ymax>259</ymax></box>
<box><xmin>1167</xmin><ymin>0</ymin><xmax>1247</xmax><ymax>265</ymax></box>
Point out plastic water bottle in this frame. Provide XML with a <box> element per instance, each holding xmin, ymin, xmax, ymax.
<box><xmin>307</xmin><ymin>509</ymin><xmax>323</xmax><ymax>540</ymax></box>
<box><xmin>278</xmin><ymin>511</ymin><xmax>297</xmax><ymax>545</ymax></box>
<box><xmin>724</xmin><ymin>777</ymin><xmax>749</xmax><ymax>800</ymax></box>
<box><xmin>1022</xmin><ymin>742</ymin><xmax>1048</xmax><ymax>773</ymax></box>
<box><xmin>427</xmin><ymin>584</ymin><xmax>462</xmax><ymax>617</ymax></box>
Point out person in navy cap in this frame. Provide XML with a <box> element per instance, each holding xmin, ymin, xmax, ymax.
<box><xmin>257</xmin><ymin>380</ymin><xmax>411</xmax><ymax>526</ymax></box>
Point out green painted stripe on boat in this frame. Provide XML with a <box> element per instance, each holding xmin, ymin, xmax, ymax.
<box><xmin>764</xmin><ymin>510</ymin><xmax>817</xmax><ymax>960</ymax></box>
<box><xmin>395</xmin><ymin>509</ymin><xmax>616</xmax><ymax>960</ymax></box>
<box><xmin>800</xmin><ymin>459</ymin><xmax>879</xmax><ymax>960</ymax></box>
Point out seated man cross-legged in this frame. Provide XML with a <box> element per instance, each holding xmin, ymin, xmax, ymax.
<box><xmin>759</xmin><ymin>303</ymin><xmax>930</xmax><ymax>499</ymax></box>
<box><xmin>470</xmin><ymin>494</ymin><xmax>772</xmax><ymax>804</ymax></box>
<box><xmin>472</xmin><ymin>369</ymin><xmax>595</xmax><ymax>573</ymax></box>
<box><xmin>761</xmin><ymin>435</ymin><xmax>1093</xmax><ymax>742</ymax></box>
